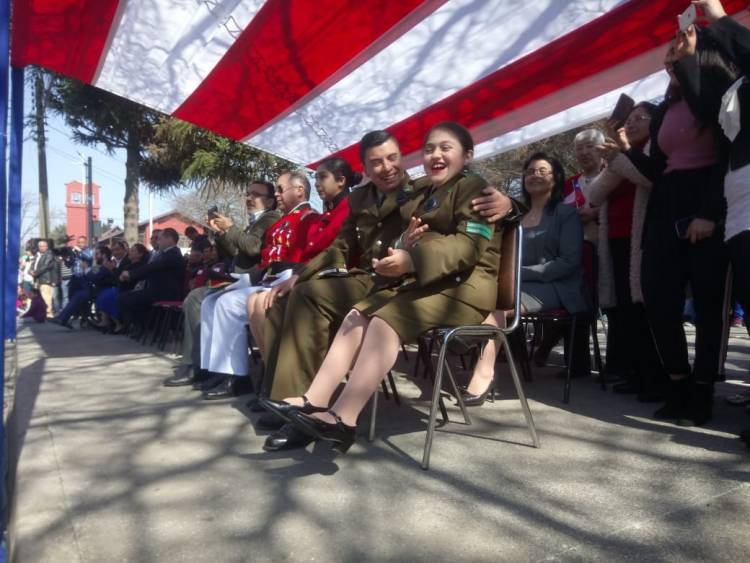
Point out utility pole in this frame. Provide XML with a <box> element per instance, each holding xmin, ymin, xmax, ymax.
<box><xmin>86</xmin><ymin>156</ymin><xmax>94</xmax><ymax>242</ymax></box>
<box><xmin>34</xmin><ymin>70</ymin><xmax>50</xmax><ymax>238</ymax></box>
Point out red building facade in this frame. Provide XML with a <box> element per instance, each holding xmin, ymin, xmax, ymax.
<box><xmin>65</xmin><ymin>180</ymin><xmax>100</xmax><ymax>245</ymax></box>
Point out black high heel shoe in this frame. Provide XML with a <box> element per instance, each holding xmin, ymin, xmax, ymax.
<box><xmin>460</xmin><ymin>379</ymin><xmax>496</xmax><ymax>407</ymax></box>
<box><xmin>289</xmin><ymin>409</ymin><xmax>356</xmax><ymax>453</ymax></box>
<box><xmin>259</xmin><ymin>395</ymin><xmax>328</xmax><ymax>423</ymax></box>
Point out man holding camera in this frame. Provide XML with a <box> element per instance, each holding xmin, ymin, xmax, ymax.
<box><xmin>164</xmin><ymin>180</ymin><xmax>281</xmax><ymax>387</ymax></box>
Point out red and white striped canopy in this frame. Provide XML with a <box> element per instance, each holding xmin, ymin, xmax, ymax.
<box><xmin>11</xmin><ymin>0</ymin><xmax>750</xmax><ymax>170</ymax></box>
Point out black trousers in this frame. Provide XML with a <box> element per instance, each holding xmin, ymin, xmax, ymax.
<box><xmin>728</xmin><ymin>230</ymin><xmax>750</xmax><ymax>335</ymax></box>
<box><xmin>641</xmin><ymin>169</ymin><xmax>728</xmax><ymax>384</ymax></box>
<box><xmin>608</xmin><ymin>237</ymin><xmax>666</xmax><ymax>391</ymax></box>
<box><xmin>118</xmin><ymin>289</ymin><xmax>158</xmax><ymax>328</ymax></box>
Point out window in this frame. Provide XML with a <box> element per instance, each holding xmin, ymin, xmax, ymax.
<box><xmin>71</xmin><ymin>192</ymin><xmax>81</xmax><ymax>203</ymax></box>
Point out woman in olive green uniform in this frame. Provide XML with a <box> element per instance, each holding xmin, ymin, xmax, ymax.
<box><xmin>267</xmin><ymin>122</ymin><xmax>500</xmax><ymax>453</ymax></box>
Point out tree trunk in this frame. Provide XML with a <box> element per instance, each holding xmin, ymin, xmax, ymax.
<box><xmin>35</xmin><ymin>71</ymin><xmax>50</xmax><ymax>239</ymax></box>
<box><xmin>123</xmin><ymin>132</ymin><xmax>141</xmax><ymax>244</ymax></box>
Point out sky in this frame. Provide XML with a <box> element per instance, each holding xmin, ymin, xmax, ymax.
<box><xmin>21</xmin><ymin>85</ymin><xmax>174</xmax><ymax>238</ymax></box>
<box><xmin>20</xmin><ymin>84</ymin><xmax>324</xmax><ymax>240</ymax></box>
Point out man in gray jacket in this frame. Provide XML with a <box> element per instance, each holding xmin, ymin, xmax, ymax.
<box><xmin>164</xmin><ymin>181</ymin><xmax>280</xmax><ymax>387</ymax></box>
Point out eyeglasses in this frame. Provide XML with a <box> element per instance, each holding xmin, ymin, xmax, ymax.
<box><xmin>624</xmin><ymin>115</ymin><xmax>651</xmax><ymax>126</ymax></box>
<box><xmin>246</xmin><ymin>190</ymin><xmax>267</xmax><ymax>198</ymax></box>
<box><xmin>524</xmin><ymin>168</ymin><xmax>553</xmax><ymax>177</ymax></box>
<box><xmin>275</xmin><ymin>185</ymin><xmax>297</xmax><ymax>194</ymax></box>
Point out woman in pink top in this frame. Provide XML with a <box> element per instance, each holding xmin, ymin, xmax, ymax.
<box><xmin>624</xmin><ymin>26</ymin><xmax>738</xmax><ymax>427</ymax></box>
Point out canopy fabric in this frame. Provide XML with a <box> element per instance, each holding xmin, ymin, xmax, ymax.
<box><xmin>11</xmin><ymin>0</ymin><xmax>750</xmax><ymax>170</ymax></box>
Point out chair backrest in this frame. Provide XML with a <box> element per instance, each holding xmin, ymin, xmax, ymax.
<box><xmin>496</xmin><ymin>223</ymin><xmax>523</xmax><ymax>331</ymax></box>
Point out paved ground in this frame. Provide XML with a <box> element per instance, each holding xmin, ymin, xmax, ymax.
<box><xmin>6</xmin><ymin>321</ymin><xmax>750</xmax><ymax>562</ymax></box>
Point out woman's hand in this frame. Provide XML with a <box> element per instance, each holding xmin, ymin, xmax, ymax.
<box><xmin>686</xmin><ymin>218</ymin><xmax>715</xmax><ymax>243</ymax></box>
<box><xmin>692</xmin><ymin>0</ymin><xmax>727</xmax><ymax>23</ymax></box>
<box><xmin>401</xmin><ymin>216</ymin><xmax>429</xmax><ymax>248</ymax></box>
<box><xmin>674</xmin><ymin>25</ymin><xmax>697</xmax><ymax>60</ymax></box>
<box><xmin>597</xmin><ymin>139</ymin><xmax>622</xmax><ymax>163</ymax></box>
<box><xmin>372</xmin><ymin>248</ymin><xmax>415</xmax><ymax>277</ymax></box>
<box><xmin>263</xmin><ymin>274</ymin><xmax>299</xmax><ymax>309</ymax></box>
<box><xmin>471</xmin><ymin>187</ymin><xmax>512</xmax><ymax>223</ymax></box>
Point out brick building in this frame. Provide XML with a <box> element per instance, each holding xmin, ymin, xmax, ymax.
<box><xmin>65</xmin><ymin>180</ymin><xmax>101</xmax><ymax>245</ymax></box>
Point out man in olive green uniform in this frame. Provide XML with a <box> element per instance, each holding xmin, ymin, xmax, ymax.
<box><xmin>164</xmin><ymin>181</ymin><xmax>280</xmax><ymax>387</ymax></box>
<box><xmin>256</xmin><ymin>131</ymin><xmax>515</xmax><ymax>443</ymax></box>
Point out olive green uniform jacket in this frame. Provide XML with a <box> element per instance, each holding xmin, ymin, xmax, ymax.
<box><xmin>355</xmin><ymin>172</ymin><xmax>501</xmax><ymax>342</ymax></box>
<box><xmin>214</xmin><ymin>209</ymin><xmax>281</xmax><ymax>273</ymax></box>
<box><xmin>264</xmin><ymin>176</ymin><xmax>414</xmax><ymax>399</ymax></box>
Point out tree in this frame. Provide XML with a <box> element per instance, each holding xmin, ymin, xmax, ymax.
<box><xmin>141</xmin><ymin>118</ymin><xmax>292</xmax><ymax>217</ymax></box>
<box><xmin>170</xmin><ymin>186</ymin><xmax>248</xmax><ymax>229</ymax></box>
<box><xmin>46</xmin><ymin>75</ymin><xmax>161</xmax><ymax>244</ymax></box>
<box><xmin>20</xmin><ymin>191</ymin><xmax>39</xmax><ymax>242</ymax></box>
<box><xmin>49</xmin><ymin>224</ymin><xmax>71</xmax><ymax>247</ymax></box>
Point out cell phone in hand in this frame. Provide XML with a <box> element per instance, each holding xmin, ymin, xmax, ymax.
<box><xmin>675</xmin><ymin>215</ymin><xmax>696</xmax><ymax>239</ymax></box>
<box><xmin>678</xmin><ymin>4</ymin><xmax>696</xmax><ymax>32</ymax></box>
<box><xmin>610</xmin><ymin>93</ymin><xmax>635</xmax><ymax>128</ymax></box>
<box><xmin>207</xmin><ymin>205</ymin><xmax>220</xmax><ymax>219</ymax></box>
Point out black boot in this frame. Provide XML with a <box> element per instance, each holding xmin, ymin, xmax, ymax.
<box><xmin>686</xmin><ymin>381</ymin><xmax>714</xmax><ymax>427</ymax></box>
<box><xmin>654</xmin><ymin>377</ymin><xmax>690</xmax><ymax>422</ymax></box>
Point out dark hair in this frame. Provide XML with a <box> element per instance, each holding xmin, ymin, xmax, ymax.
<box><xmin>629</xmin><ymin>101</ymin><xmax>658</xmax><ymax>118</ymax></box>
<box><xmin>185</xmin><ymin>226</ymin><xmax>198</xmax><ymax>236</ymax></box>
<box><xmin>250</xmin><ymin>180</ymin><xmax>275</xmax><ymax>199</ymax></box>
<box><xmin>98</xmin><ymin>246</ymin><xmax>112</xmax><ymax>260</ymax></box>
<box><xmin>424</xmin><ymin>121</ymin><xmax>475</xmax><ymax>154</ymax></box>
<box><xmin>317</xmin><ymin>156</ymin><xmax>363</xmax><ymax>188</ymax></box>
<box><xmin>358</xmin><ymin>130</ymin><xmax>399</xmax><ymax>164</ymax></box>
<box><xmin>150</xmin><ymin>229</ymin><xmax>162</xmax><ymax>240</ymax></box>
<box><xmin>131</xmin><ymin>243</ymin><xmax>148</xmax><ymax>259</ymax></box>
<box><xmin>161</xmin><ymin>228</ymin><xmax>179</xmax><ymax>243</ymax></box>
<box><xmin>111</xmin><ymin>239</ymin><xmax>127</xmax><ymax>251</ymax></box>
<box><xmin>666</xmin><ymin>27</ymin><xmax>739</xmax><ymax>110</ymax></box>
<box><xmin>520</xmin><ymin>152</ymin><xmax>566</xmax><ymax>213</ymax></box>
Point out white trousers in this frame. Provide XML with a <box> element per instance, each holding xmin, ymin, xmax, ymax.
<box><xmin>200</xmin><ymin>271</ymin><xmax>291</xmax><ymax>376</ymax></box>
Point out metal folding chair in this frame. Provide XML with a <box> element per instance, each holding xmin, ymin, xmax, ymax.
<box><xmin>422</xmin><ymin>223</ymin><xmax>540</xmax><ymax>470</ymax></box>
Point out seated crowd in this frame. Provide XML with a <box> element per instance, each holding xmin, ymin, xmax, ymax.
<box><xmin>20</xmin><ymin>0</ymin><xmax>750</xmax><ymax>454</ymax></box>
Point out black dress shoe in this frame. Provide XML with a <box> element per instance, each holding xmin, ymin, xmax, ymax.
<box><xmin>163</xmin><ymin>365</ymin><xmax>196</xmax><ymax>387</ymax></box>
<box><xmin>289</xmin><ymin>410</ymin><xmax>355</xmax><ymax>453</ymax></box>
<box><xmin>260</xmin><ymin>395</ymin><xmax>328</xmax><ymax>422</ymax></box>
<box><xmin>247</xmin><ymin>397</ymin><xmax>267</xmax><ymax>413</ymax></box>
<box><xmin>459</xmin><ymin>380</ymin><xmax>496</xmax><ymax>407</ymax></box>
<box><xmin>193</xmin><ymin>372</ymin><xmax>223</xmax><ymax>391</ymax></box>
<box><xmin>202</xmin><ymin>376</ymin><xmax>254</xmax><ymax>400</ymax></box>
<box><xmin>263</xmin><ymin>423</ymin><xmax>314</xmax><ymax>452</ymax></box>
<box><xmin>256</xmin><ymin>412</ymin><xmax>285</xmax><ymax>430</ymax></box>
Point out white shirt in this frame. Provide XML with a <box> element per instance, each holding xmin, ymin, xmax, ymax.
<box><xmin>724</xmin><ymin>163</ymin><xmax>750</xmax><ymax>242</ymax></box>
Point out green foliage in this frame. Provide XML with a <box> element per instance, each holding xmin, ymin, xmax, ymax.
<box><xmin>46</xmin><ymin>75</ymin><xmax>159</xmax><ymax>153</ymax></box>
<box><xmin>49</xmin><ymin>224</ymin><xmax>70</xmax><ymax>247</ymax></box>
<box><xmin>140</xmin><ymin>118</ymin><xmax>293</xmax><ymax>193</ymax></box>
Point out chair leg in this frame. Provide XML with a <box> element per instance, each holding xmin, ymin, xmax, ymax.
<box><xmin>591</xmin><ymin>321</ymin><xmax>606</xmax><ymax>391</ymax></box>
<box><xmin>401</xmin><ymin>344</ymin><xmax>409</xmax><ymax>363</ymax></box>
<box><xmin>412</xmin><ymin>337</ymin><xmax>423</xmax><ymax>379</ymax></box>
<box><xmin>502</xmin><ymin>335</ymin><xmax>540</xmax><ymax>448</ymax></box>
<box><xmin>563</xmin><ymin>318</ymin><xmax>576</xmax><ymax>404</ymax></box>
<box><xmin>368</xmin><ymin>390</ymin><xmax>378</xmax><ymax>443</ymax></box>
<box><xmin>444</xmin><ymin>360</ymin><xmax>471</xmax><ymax>425</ymax></box>
<box><xmin>422</xmin><ymin>339</ymin><xmax>451</xmax><ymax>470</ymax></box>
<box><xmin>158</xmin><ymin>308</ymin><xmax>173</xmax><ymax>351</ymax></box>
<box><xmin>387</xmin><ymin>370</ymin><xmax>401</xmax><ymax>405</ymax></box>
<box><xmin>422</xmin><ymin>336</ymin><xmax>436</xmax><ymax>379</ymax></box>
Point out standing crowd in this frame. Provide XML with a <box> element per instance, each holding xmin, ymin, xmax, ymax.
<box><xmin>20</xmin><ymin>0</ymin><xmax>750</xmax><ymax>455</ymax></box>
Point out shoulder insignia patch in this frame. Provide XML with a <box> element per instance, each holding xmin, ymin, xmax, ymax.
<box><xmin>466</xmin><ymin>221</ymin><xmax>492</xmax><ymax>240</ymax></box>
